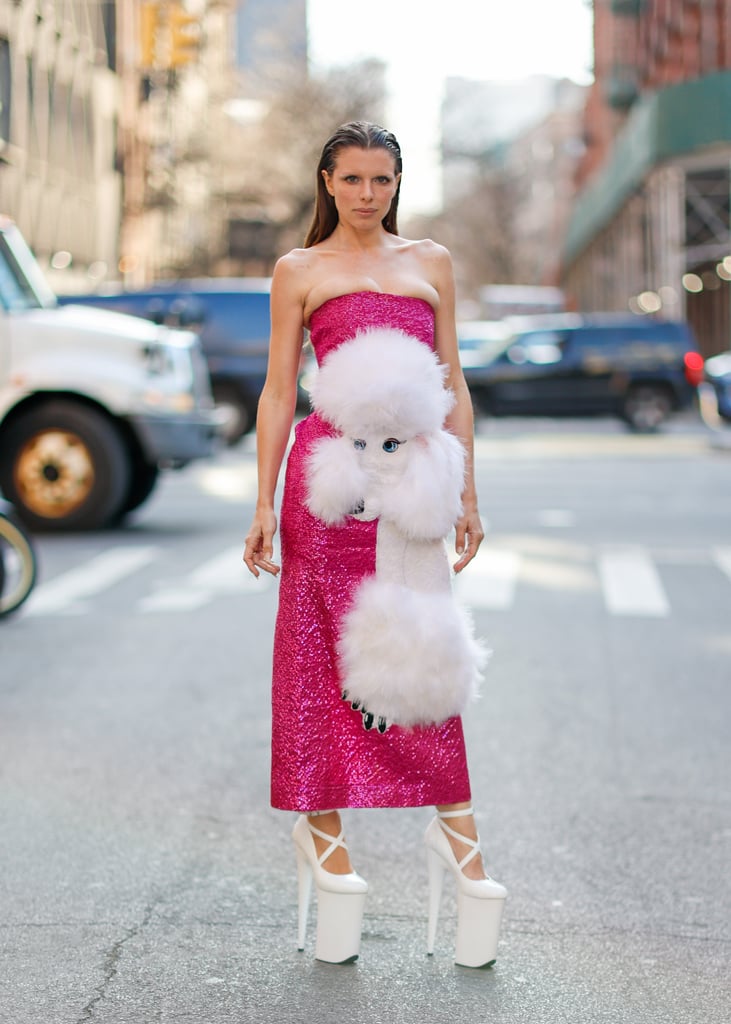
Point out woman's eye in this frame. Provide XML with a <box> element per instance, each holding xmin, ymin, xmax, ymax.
<box><xmin>375</xmin><ymin>177</ymin><xmax>390</xmax><ymax>185</ymax></box>
<box><xmin>353</xmin><ymin>438</ymin><xmax>366</xmax><ymax>450</ymax></box>
<box><xmin>382</xmin><ymin>438</ymin><xmax>402</xmax><ymax>453</ymax></box>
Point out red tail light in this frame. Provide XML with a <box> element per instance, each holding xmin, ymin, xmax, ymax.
<box><xmin>683</xmin><ymin>351</ymin><xmax>704</xmax><ymax>387</ymax></box>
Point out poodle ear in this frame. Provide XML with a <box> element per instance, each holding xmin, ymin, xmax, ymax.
<box><xmin>305</xmin><ymin>436</ymin><xmax>368</xmax><ymax>524</ymax></box>
<box><xmin>378</xmin><ymin>431</ymin><xmax>466</xmax><ymax>539</ymax></box>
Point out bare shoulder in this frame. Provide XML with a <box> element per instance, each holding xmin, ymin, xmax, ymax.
<box><xmin>406</xmin><ymin>238</ymin><xmax>454</xmax><ymax>293</ymax></box>
<box><xmin>410</xmin><ymin>236</ymin><xmax>451</xmax><ymax>258</ymax></box>
<box><xmin>271</xmin><ymin>249</ymin><xmax>315</xmax><ymax>303</ymax></box>
<box><xmin>409</xmin><ymin>237</ymin><xmax>453</xmax><ymax>271</ymax></box>
<box><xmin>274</xmin><ymin>247</ymin><xmax>312</xmax><ymax>279</ymax></box>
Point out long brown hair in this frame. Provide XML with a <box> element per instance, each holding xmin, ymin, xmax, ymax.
<box><xmin>303</xmin><ymin>121</ymin><xmax>403</xmax><ymax>248</ymax></box>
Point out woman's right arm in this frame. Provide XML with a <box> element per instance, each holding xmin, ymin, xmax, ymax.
<box><xmin>243</xmin><ymin>254</ymin><xmax>306</xmax><ymax>577</ymax></box>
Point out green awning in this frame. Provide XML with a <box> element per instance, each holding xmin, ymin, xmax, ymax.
<box><xmin>611</xmin><ymin>0</ymin><xmax>647</xmax><ymax>14</ymax></box>
<box><xmin>564</xmin><ymin>71</ymin><xmax>731</xmax><ymax>265</ymax></box>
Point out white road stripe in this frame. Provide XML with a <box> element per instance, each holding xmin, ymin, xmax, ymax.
<box><xmin>537</xmin><ymin>509</ymin><xmax>576</xmax><ymax>528</ymax></box>
<box><xmin>27</xmin><ymin>546</ymin><xmax>160</xmax><ymax>615</ymax></box>
<box><xmin>597</xmin><ymin>547</ymin><xmax>670</xmax><ymax>617</ymax></box>
<box><xmin>712</xmin><ymin>547</ymin><xmax>731</xmax><ymax>582</ymax></box>
<box><xmin>138</xmin><ymin>589</ymin><xmax>214</xmax><ymax>613</ymax></box>
<box><xmin>138</xmin><ymin>546</ymin><xmax>273</xmax><ymax>613</ymax></box>
<box><xmin>188</xmin><ymin>546</ymin><xmax>270</xmax><ymax>592</ymax></box>
<box><xmin>454</xmin><ymin>548</ymin><xmax>521</xmax><ymax>610</ymax></box>
<box><xmin>195</xmin><ymin>464</ymin><xmax>259</xmax><ymax>503</ymax></box>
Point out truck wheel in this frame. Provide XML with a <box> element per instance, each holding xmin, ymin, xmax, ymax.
<box><xmin>119</xmin><ymin>461</ymin><xmax>160</xmax><ymax>517</ymax></box>
<box><xmin>622</xmin><ymin>385</ymin><xmax>673</xmax><ymax>432</ymax></box>
<box><xmin>0</xmin><ymin>401</ymin><xmax>131</xmax><ymax>531</ymax></box>
<box><xmin>212</xmin><ymin>383</ymin><xmax>254</xmax><ymax>445</ymax></box>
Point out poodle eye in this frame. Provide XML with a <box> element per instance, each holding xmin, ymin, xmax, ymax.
<box><xmin>382</xmin><ymin>438</ymin><xmax>404</xmax><ymax>453</ymax></box>
<box><xmin>353</xmin><ymin>438</ymin><xmax>366</xmax><ymax>450</ymax></box>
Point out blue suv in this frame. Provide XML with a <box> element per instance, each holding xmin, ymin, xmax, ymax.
<box><xmin>59</xmin><ymin>279</ymin><xmax>272</xmax><ymax>443</ymax></box>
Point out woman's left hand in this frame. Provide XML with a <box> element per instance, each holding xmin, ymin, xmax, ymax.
<box><xmin>453</xmin><ymin>506</ymin><xmax>484</xmax><ymax>573</ymax></box>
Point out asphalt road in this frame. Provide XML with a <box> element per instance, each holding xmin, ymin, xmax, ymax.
<box><xmin>1</xmin><ymin>414</ymin><xmax>730</xmax><ymax>1024</ymax></box>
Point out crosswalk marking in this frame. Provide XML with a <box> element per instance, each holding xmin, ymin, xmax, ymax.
<box><xmin>139</xmin><ymin>588</ymin><xmax>214</xmax><ymax>613</ymax></box>
<box><xmin>537</xmin><ymin>509</ymin><xmax>576</xmax><ymax>528</ymax></box>
<box><xmin>597</xmin><ymin>547</ymin><xmax>670</xmax><ymax>617</ymax></box>
<box><xmin>26</xmin><ymin>546</ymin><xmax>160</xmax><ymax>615</ymax></box>
<box><xmin>713</xmin><ymin>547</ymin><xmax>731</xmax><ymax>583</ymax></box>
<box><xmin>454</xmin><ymin>549</ymin><xmax>522</xmax><ymax>610</ymax></box>
<box><xmin>195</xmin><ymin>464</ymin><xmax>259</xmax><ymax>503</ymax></box>
<box><xmin>138</xmin><ymin>545</ymin><xmax>273</xmax><ymax>613</ymax></box>
<box><xmin>188</xmin><ymin>546</ymin><xmax>269</xmax><ymax>592</ymax></box>
<box><xmin>19</xmin><ymin>543</ymin><xmax>728</xmax><ymax>619</ymax></box>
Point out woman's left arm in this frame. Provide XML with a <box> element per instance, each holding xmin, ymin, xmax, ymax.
<box><xmin>428</xmin><ymin>243</ymin><xmax>485</xmax><ymax>573</ymax></box>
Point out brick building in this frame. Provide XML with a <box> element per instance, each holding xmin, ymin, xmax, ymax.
<box><xmin>564</xmin><ymin>0</ymin><xmax>731</xmax><ymax>356</ymax></box>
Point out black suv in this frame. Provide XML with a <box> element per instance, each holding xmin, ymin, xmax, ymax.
<box><xmin>458</xmin><ymin>313</ymin><xmax>704</xmax><ymax>431</ymax></box>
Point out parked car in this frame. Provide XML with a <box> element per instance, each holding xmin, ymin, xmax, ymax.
<box><xmin>457</xmin><ymin>319</ymin><xmax>511</xmax><ymax>372</ymax></box>
<box><xmin>458</xmin><ymin>313</ymin><xmax>704</xmax><ymax>431</ymax></box>
<box><xmin>704</xmin><ymin>350</ymin><xmax>731</xmax><ymax>422</ymax></box>
<box><xmin>0</xmin><ymin>217</ymin><xmax>218</xmax><ymax>530</ymax></box>
<box><xmin>59</xmin><ymin>280</ymin><xmax>272</xmax><ymax>443</ymax></box>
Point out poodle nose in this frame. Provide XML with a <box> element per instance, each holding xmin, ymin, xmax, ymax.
<box><xmin>350</xmin><ymin>499</ymin><xmax>365</xmax><ymax>515</ymax></box>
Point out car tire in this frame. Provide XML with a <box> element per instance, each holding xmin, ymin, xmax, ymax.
<box><xmin>0</xmin><ymin>507</ymin><xmax>37</xmax><ymax>616</ymax></box>
<box><xmin>622</xmin><ymin>385</ymin><xmax>673</xmax><ymax>432</ymax></box>
<box><xmin>212</xmin><ymin>383</ymin><xmax>254</xmax><ymax>445</ymax></box>
<box><xmin>119</xmin><ymin>460</ymin><xmax>160</xmax><ymax>517</ymax></box>
<box><xmin>0</xmin><ymin>401</ymin><xmax>132</xmax><ymax>531</ymax></box>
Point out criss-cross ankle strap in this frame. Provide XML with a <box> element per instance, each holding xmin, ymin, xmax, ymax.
<box><xmin>306</xmin><ymin>819</ymin><xmax>349</xmax><ymax>867</ymax></box>
<box><xmin>437</xmin><ymin>807</ymin><xmax>480</xmax><ymax>871</ymax></box>
<box><xmin>438</xmin><ymin>806</ymin><xmax>474</xmax><ymax>819</ymax></box>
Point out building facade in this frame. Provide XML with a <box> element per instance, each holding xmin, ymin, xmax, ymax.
<box><xmin>117</xmin><ymin>0</ymin><xmax>241</xmax><ymax>284</ymax></box>
<box><xmin>0</xmin><ymin>0</ymin><xmax>120</xmax><ymax>283</ymax></box>
<box><xmin>565</xmin><ymin>0</ymin><xmax>731</xmax><ymax>356</ymax></box>
<box><xmin>439</xmin><ymin>75</ymin><xmax>586</xmax><ymax>297</ymax></box>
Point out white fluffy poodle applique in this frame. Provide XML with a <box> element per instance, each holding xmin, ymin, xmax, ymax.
<box><xmin>305</xmin><ymin>327</ymin><xmax>487</xmax><ymax>733</ymax></box>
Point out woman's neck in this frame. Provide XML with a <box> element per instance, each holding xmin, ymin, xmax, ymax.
<box><xmin>327</xmin><ymin>222</ymin><xmax>393</xmax><ymax>252</ymax></box>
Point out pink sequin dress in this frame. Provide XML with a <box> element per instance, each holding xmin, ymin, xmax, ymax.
<box><xmin>270</xmin><ymin>292</ymin><xmax>472</xmax><ymax>811</ymax></box>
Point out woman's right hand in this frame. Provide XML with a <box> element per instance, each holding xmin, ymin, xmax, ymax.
<box><xmin>243</xmin><ymin>507</ymin><xmax>280</xmax><ymax>578</ymax></box>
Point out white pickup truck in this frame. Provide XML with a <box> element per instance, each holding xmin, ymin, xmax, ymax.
<box><xmin>0</xmin><ymin>217</ymin><xmax>219</xmax><ymax>530</ymax></box>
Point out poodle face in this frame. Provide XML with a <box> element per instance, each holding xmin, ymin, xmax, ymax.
<box><xmin>306</xmin><ymin>426</ymin><xmax>464</xmax><ymax>537</ymax></box>
<box><xmin>349</xmin><ymin>432</ymin><xmax>411</xmax><ymax>520</ymax></box>
<box><xmin>305</xmin><ymin>327</ymin><xmax>465</xmax><ymax>538</ymax></box>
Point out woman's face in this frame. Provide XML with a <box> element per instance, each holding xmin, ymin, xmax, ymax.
<box><xmin>323</xmin><ymin>146</ymin><xmax>400</xmax><ymax>228</ymax></box>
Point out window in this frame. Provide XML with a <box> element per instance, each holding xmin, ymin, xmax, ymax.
<box><xmin>0</xmin><ymin>236</ymin><xmax>42</xmax><ymax>310</ymax></box>
<box><xmin>508</xmin><ymin>332</ymin><xmax>566</xmax><ymax>365</ymax></box>
<box><xmin>685</xmin><ymin>168</ymin><xmax>730</xmax><ymax>248</ymax></box>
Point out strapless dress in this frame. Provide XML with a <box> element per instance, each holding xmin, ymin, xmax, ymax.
<box><xmin>270</xmin><ymin>292</ymin><xmax>472</xmax><ymax>810</ymax></box>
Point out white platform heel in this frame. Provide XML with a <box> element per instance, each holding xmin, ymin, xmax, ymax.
<box><xmin>292</xmin><ymin>814</ymin><xmax>368</xmax><ymax>964</ymax></box>
<box><xmin>425</xmin><ymin>807</ymin><xmax>507</xmax><ymax>968</ymax></box>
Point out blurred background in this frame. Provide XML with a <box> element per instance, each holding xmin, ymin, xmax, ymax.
<box><xmin>1</xmin><ymin>0</ymin><xmax>729</xmax><ymax>360</ymax></box>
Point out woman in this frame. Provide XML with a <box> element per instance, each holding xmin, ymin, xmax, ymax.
<box><xmin>243</xmin><ymin>121</ymin><xmax>506</xmax><ymax>968</ymax></box>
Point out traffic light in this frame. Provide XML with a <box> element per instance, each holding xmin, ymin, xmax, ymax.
<box><xmin>168</xmin><ymin>3</ymin><xmax>200</xmax><ymax>69</ymax></box>
<box><xmin>140</xmin><ymin>2</ymin><xmax>161</xmax><ymax>69</ymax></box>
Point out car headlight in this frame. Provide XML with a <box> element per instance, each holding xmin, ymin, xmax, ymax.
<box><xmin>141</xmin><ymin>342</ymin><xmax>174</xmax><ymax>376</ymax></box>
